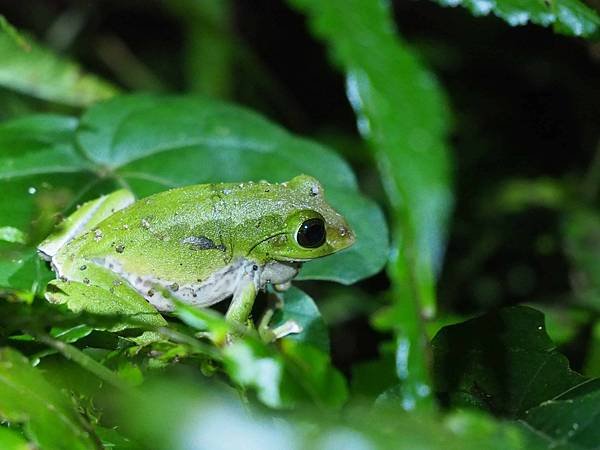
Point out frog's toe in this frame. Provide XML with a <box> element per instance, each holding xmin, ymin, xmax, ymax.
<box><xmin>273</xmin><ymin>281</ymin><xmax>292</xmax><ymax>292</ymax></box>
<box><xmin>259</xmin><ymin>319</ymin><xmax>303</xmax><ymax>343</ymax></box>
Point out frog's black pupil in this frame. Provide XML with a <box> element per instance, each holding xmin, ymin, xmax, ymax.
<box><xmin>297</xmin><ymin>218</ymin><xmax>326</xmax><ymax>248</ymax></box>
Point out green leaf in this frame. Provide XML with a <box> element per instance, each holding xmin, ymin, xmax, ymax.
<box><xmin>521</xmin><ymin>382</ymin><xmax>600</xmax><ymax>450</ymax></box>
<box><xmin>0</xmin><ymin>426</ymin><xmax>30</xmax><ymax>450</ymax></box>
<box><xmin>0</xmin><ymin>114</ymin><xmax>83</xmax><ymax>290</ymax></box>
<box><xmin>0</xmin><ymin>242</ymin><xmax>52</xmax><ymax>292</ymax></box>
<box><xmin>0</xmin><ymin>31</ymin><xmax>119</xmax><ymax>106</ymax></box>
<box><xmin>271</xmin><ymin>286</ymin><xmax>329</xmax><ymax>352</ymax></box>
<box><xmin>0</xmin><ymin>94</ymin><xmax>387</xmax><ymax>291</ymax></box>
<box><xmin>291</xmin><ymin>0</ymin><xmax>452</xmax><ymax>410</ymax></box>
<box><xmin>432</xmin><ymin>306</ymin><xmax>587</xmax><ymax>417</ymax></box>
<box><xmin>0</xmin><ymin>347</ymin><xmax>99</xmax><ymax>450</ymax></box>
<box><xmin>433</xmin><ymin>0</ymin><xmax>600</xmax><ymax>38</ymax></box>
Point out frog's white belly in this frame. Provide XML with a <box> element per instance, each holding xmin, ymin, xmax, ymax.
<box><xmin>92</xmin><ymin>257</ymin><xmax>299</xmax><ymax>312</ymax></box>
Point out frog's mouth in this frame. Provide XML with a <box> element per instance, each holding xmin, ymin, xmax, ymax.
<box><xmin>246</xmin><ymin>232</ymin><xmax>313</xmax><ymax>263</ymax></box>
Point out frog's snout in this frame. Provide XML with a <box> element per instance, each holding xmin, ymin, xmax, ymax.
<box><xmin>330</xmin><ymin>222</ymin><xmax>356</xmax><ymax>251</ymax></box>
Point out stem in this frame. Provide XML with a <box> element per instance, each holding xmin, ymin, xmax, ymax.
<box><xmin>32</xmin><ymin>331</ymin><xmax>129</xmax><ymax>391</ymax></box>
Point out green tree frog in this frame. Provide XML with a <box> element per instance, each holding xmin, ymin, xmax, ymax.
<box><xmin>38</xmin><ymin>175</ymin><xmax>354</xmax><ymax>338</ymax></box>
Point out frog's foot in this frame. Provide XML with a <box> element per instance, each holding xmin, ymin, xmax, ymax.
<box><xmin>258</xmin><ymin>303</ymin><xmax>303</xmax><ymax>343</ymax></box>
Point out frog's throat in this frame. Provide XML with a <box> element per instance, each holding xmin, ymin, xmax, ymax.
<box><xmin>83</xmin><ymin>257</ymin><xmax>299</xmax><ymax>312</ymax></box>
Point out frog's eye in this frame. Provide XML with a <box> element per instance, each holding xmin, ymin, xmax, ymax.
<box><xmin>296</xmin><ymin>218</ymin><xmax>326</xmax><ymax>248</ymax></box>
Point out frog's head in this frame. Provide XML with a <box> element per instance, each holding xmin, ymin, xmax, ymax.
<box><xmin>250</xmin><ymin>175</ymin><xmax>355</xmax><ymax>262</ymax></box>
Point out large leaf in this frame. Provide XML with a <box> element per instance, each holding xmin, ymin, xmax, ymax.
<box><xmin>0</xmin><ymin>347</ymin><xmax>99</xmax><ymax>450</ymax></box>
<box><xmin>433</xmin><ymin>0</ymin><xmax>600</xmax><ymax>38</ymax></box>
<box><xmin>291</xmin><ymin>0</ymin><xmax>453</xmax><ymax>410</ymax></box>
<box><xmin>432</xmin><ymin>306</ymin><xmax>587</xmax><ymax>417</ymax></box>
<box><xmin>0</xmin><ymin>114</ymin><xmax>85</xmax><ymax>291</ymax></box>
<box><xmin>0</xmin><ymin>94</ymin><xmax>388</xmax><ymax>291</ymax></box>
<box><xmin>0</xmin><ymin>28</ymin><xmax>118</xmax><ymax>107</ymax></box>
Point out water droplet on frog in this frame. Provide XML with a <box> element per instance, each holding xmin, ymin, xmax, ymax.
<box><xmin>83</xmin><ymin>278</ymin><xmax>90</xmax><ymax>285</ymax></box>
<box><xmin>141</xmin><ymin>218</ymin><xmax>150</xmax><ymax>229</ymax></box>
<box><xmin>115</xmin><ymin>244</ymin><xmax>125</xmax><ymax>253</ymax></box>
<box><xmin>147</xmin><ymin>289</ymin><xmax>155</xmax><ymax>297</ymax></box>
<box><xmin>79</xmin><ymin>265</ymin><xmax>87</xmax><ymax>271</ymax></box>
<box><xmin>170</xmin><ymin>283</ymin><xmax>179</xmax><ymax>291</ymax></box>
<box><xmin>123</xmin><ymin>224</ymin><xmax>129</xmax><ymax>230</ymax></box>
<box><xmin>113</xmin><ymin>280</ymin><xmax>122</xmax><ymax>287</ymax></box>
<box><xmin>93</xmin><ymin>229</ymin><xmax>103</xmax><ymax>241</ymax></box>
<box><xmin>28</xmin><ymin>187</ymin><xmax>37</xmax><ymax>195</ymax></box>
<box><xmin>223</xmin><ymin>189</ymin><xmax>232</xmax><ymax>195</ymax></box>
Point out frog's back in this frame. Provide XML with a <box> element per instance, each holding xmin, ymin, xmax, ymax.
<box><xmin>52</xmin><ymin>183</ymin><xmax>238</xmax><ymax>285</ymax></box>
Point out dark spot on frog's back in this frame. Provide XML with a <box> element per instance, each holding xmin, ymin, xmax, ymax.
<box><xmin>181</xmin><ymin>235</ymin><xmax>226</xmax><ymax>252</ymax></box>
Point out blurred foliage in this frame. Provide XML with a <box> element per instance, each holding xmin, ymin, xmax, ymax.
<box><xmin>434</xmin><ymin>0</ymin><xmax>600</xmax><ymax>37</ymax></box>
<box><xmin>0</xmin><ymin>0</ymin><xmax>600</xmax><ymax>449</ymax></box>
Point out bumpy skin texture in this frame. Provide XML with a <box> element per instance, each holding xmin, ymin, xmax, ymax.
<box><xmin>40</xmin><ymin>175</ymin><xmax>354</xmax><ymax>321</ymax></box>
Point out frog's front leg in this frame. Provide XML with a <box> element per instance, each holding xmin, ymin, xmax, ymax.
<box><xmin>224</xmin><ymin>272</ymin><xmax>302</xmax><ymax>343</ymax></box>
<box><xmin>225</xmin><ymin>280</ymin><xmax>256</xmax><ymax>325</ymax></box>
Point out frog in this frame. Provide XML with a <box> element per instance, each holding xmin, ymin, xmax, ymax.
<box><xmin>38</xmin><ymin>175</ymin><xmax>355</xmax><ymax>340</ymax></box>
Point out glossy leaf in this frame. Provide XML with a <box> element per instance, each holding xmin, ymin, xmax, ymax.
<box><xmin>0</xmin><ymin>94</ymin><xmax>387</xmax><ymax>292</ymax></box>
<box><xmin>0</xmin><ymin>347</ymin><xmax>99</xmax><ymax>450</ymax></box>
<box><xmin>434</xmin><ymin>0</ymin><xmax>600</xmax><ymax>38</ymax></box>
<box><xmin>271</xmin><ymin>286</ymin><xmax>329</xmax><ymax>352</ymax></box>
<box><xmin>0</xmin><ymin>31</ymin><xmax>118</xmax><ymax>106</ymax></box>
<box><xmin>432</xmin><ymin>306</ymin><xmax>587</xmax><ymax>417</ymax></box>
<box><xmin>291</xmin><ymin>0</ymin><xmax>452</xmax><ymax>410</ymax></box>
